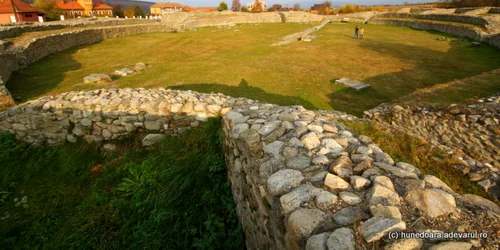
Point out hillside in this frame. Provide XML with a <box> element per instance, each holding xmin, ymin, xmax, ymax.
<box><xmin>103</xmin><ymin>0</ymin><xmax>155</xmax><ymax>14</ymax></box>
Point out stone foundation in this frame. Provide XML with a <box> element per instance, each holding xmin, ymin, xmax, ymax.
<box><xmin>2</xmin><ymin>88</ymin><xmax>499</xmax><ymax>249</ymax></box>
<box><xmin>364</xmin><ymin>95</ymin><xmax>500</xmax><ymax>199</ymax></box>
<box><xmin>161</xmin><ymin>11</ymin><xmax>324</xmax><ymax>29</ymax></box>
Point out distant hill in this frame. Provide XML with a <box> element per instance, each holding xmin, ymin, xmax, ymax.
<box><xmin>103</xmin><ymin>0</ymin><xmax>155</xmax><ymax>14</ymax></box>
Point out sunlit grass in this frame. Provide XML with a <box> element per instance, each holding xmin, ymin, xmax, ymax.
<box><xmin>7</xmin><ymin>22</ymin><xmax>500</xmax><ymax>116</ymax></box>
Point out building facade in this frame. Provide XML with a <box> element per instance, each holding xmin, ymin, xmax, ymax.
<box><xmin>56</xmin><ymin>0</ymin><xmax>112</xmax><ymax>18</ymax></box>
<box><xmin>150</xmin><ymin>2</ymin><xmax>183</xmax><ymax>16</ymax></box>
<box><xmin>0</xmin><ymin>0</ymin><xmax>46</xmax><ymax>24</ymax></box>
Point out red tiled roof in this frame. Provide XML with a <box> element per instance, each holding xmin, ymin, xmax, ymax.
<box><xmin>93</xmin><ymin>2</ymin><xmax>112</xmax><ymax>10</ymax></box>
<box><xmin>150</xmin><ymin>2</ymin><xmax>183</xmax><ymax>8</ymax></box>
<box><xmin>56</xmin><ymin>1</ymin><xmax>85</xmax><ymax>10</ymax></box>
<box><xmin>0</xmin><ymin>0</ymin><xmax>45</xmax><ymax>14</ymax></box>
<box><xmin>184</xmin><ymin>6</ymin><xmax>217</xmax><ymax>12</ymax></box>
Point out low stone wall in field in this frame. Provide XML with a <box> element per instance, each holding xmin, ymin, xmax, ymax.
<box><xmin>0</xmin><ymin>24</ymin><xmax>172</xmax><ymax>85</ymax></box>
<box><xmin>368</xmin><ymin>18</ymin><xmax>485</xmax><ymax>41</ymax></box>
<box><xmin>1</xmin><ymin>88</ymin><xmax>499</xmax><ymax>249</ymax></box>
<box><xmin>161</xmin><ymin>11</ymin><xmax>324</xmax><ymax>29</ymax></box>
<box><xmin>0</xmin><ymin>19</ymin><xmax>156</xmax><ymax>40</ymax></box>
<box><xmin>364</xmin><ymin>95</ymin><xmax>500</xmax><ymax>199</ymax></box>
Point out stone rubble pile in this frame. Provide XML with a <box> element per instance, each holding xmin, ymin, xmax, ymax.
<box><xmin>0</xmin><ymin>88</ymin><xmax>232</xmax><ymax>145</ymax></box>
<box><xmin>221</xmin><ymin>97</ymin><xmax>500</xmax><ymax>249</ymax></box>
<box><xmin>1</xmin><ymin>88</ymin><xmax>499</xmax><ymax>249</ymax></box>
<box><xmin>364</xmin><ymin>95</ymin><xmax>500</xmax><ymax>199</ymax></box>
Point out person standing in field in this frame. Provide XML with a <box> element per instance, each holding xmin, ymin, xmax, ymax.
<box><xmin>354</xmin><ymin>26</ymin><xmax>359</xmax><ymax>39</ymax></box>
<box><xmin>359</xmin><ymin>27</ymin><xmax>364</xmax><ymax>39</ymax></box>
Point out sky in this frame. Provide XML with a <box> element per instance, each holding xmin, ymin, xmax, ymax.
<box><xmin>151</xmin><ymin>0</ymin><xmax>433</xmax><ymax>8</ymax></box>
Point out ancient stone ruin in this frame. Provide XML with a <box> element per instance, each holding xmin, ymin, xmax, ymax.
<box><xmin>1</xmin><ymin>88</ymin><xmax>499</xmax><ymax>249</ymax></box>
<box><xmin>0</xmin><ymin>8</ymin><xmax>499</xmax><ymax>250</ymax></box>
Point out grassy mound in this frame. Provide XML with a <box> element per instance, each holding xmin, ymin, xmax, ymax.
<box><xmin>0</xmin><ymin>119</ymin><xmax>244</xmax><ymax>249</ymax></box>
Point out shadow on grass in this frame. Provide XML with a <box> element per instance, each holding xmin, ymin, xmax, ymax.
<box><xmin>171</xmin><ymin>78</ymin><xmax>318</xmax><ymax>110</ymax></box>
<box><xmin>327</xmin><ymin>36</ymin><xmax>500</xmax><ymax>116</ymax></box>
<box><xmin>6</xmin><ymin>49</ymin><xmax>83</xmax><ymax>103</ymax></box>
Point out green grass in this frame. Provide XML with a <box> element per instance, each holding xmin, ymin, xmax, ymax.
<box><xmin>343</xmin><ymin>120</ymin><xmax>494</xmax><ymax>200</ymax></box>
<box><xmin>6</xmin><ymin>22</ymin><xmax>500</xmax><ymax>116</ymax></box>
<box><xmin>0</xmin><ymin>119</ymin><xmax>244</xmax><ymax>249</ymax></box>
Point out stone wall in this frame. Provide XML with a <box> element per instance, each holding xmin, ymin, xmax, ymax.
<box><xmin>2</xmin><ymin>88</ymin><xmax>499</xmax><ymax>249</ymax></box>
<box><xmin>161</xmin><ymin>11</ymin><xmax>324</xmax><ymax>29</ymax></box>
<box><xmin>0</xmin><ymin>19</ymin><xmax>156</xmax><ymax>40</ymax></box>
<box><xmin>368</xmin><ymin>18</ymin><xmax>485</xmax><ymax>41</ymax></box>
<box><xmin>485</xmin><ymin>33</ymin><xmax>500</xmax><ymax>48</ymax></box>
<box><xmin>0</xmin><ymin>24</ymin><xmax>172</xmax><ymax>85</ymax></box>
<box><xmin>364</xmin><ymin>95</ymin><xmax>500</xmax><ymax>199</ymax></box>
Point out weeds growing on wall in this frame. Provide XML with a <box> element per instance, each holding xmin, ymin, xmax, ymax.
<box><xmin>0</xmin><ymin>119</ymin><xmax>244</xmax><ymax>249</ymax></box>
<box><xmin>344</xmin><ymin>120</ymin><xmax>492</xmax><ymax>199</ymax></box>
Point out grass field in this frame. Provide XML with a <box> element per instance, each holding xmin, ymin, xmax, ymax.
<box><xmin>0</xmin><ymin>120</ymin><xmax>244</xmax><ymax>249</ymax></box>
<box><xmin>6</xmin><ymin>22</ymin><xmax>500</xmax><ymax>116</ymax></box>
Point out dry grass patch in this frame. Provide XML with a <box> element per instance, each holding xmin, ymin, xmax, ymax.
<box><xmin>343</xmin><ymin>120</ymin><xmax>493</xmax><ymax>199</ymax></box>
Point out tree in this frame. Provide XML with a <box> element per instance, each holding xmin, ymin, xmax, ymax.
<box><xmin>241</xmin><ymin>6</ymin><xmax>249</xmax><ymax>12</ymax></box>
<box><xmin>124</xmin><ymin>4</ymin><xmax>146</xmax><ymax>18</ymax></box>
<box><xmin>231</xmin><ymin>0</ymin><xmax>241</xmax><ymax>11</ymax></box>
<box><xmin>217</xmin><ymin>2</ymin><xmax>228</xmax><ymax>11</ymax></box>
<box><xmin>112</xmin><ymin>4</ymin><xmax>124</xmax><ymax>17</ymax></box>
<box><xmin>293</xmin><ymin>3</ymin><xmax>300</xmax><ymax>10</ymax></box>
<box><xmin>32</xmin><ymin>0</ymin><xmax>62</xmax><ymax>20</ymax></box>
<box><xmin>251</xmin><ymin>0</ymin><xmax>264</xmax><ymax>12</ymax></box>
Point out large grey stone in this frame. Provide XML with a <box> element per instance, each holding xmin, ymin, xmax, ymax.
<box><xmin>396</xmin><ymin>162</ymin><xmax>421</xmax><ymax>176</ymax></box>
<box><xmin>333</xmin><ymin>207</ymin><xmax>370</xmax><ymax>226</ymax></box>
<box><xmin>324</xmin><ymin>173</ymin><xmax>350</xmax><ymax>191</ymax></box>
<box><xmin>286</xmin><ymin>209</ymin><xmax>328</xmax><ymax>249</ymax></box>
<box><xmin>321</xmin><ymin>138</ymin><xmax>343</xmax><ymax>153</ymax></box>
<box><xmin>315</xmin><ymin>191</ymin><xmax>338</xmax><ymax>211</ymax></box>
<box><xmin>267</xmin><ymin>169</ymin><xmax>304</xmax><ymax>196</ymax></box>
<box><xmin>361</xmin><ymin>216</ymin><xmax>406</xmax><ymax>242</ymax></box>
<box><xmin>259</xmin><ymin>121</ymin><xmax>281</xmax><ymax>136</ymax></box>
<box><xmin>423</xmin><ymin>175</ymin><xmax>454</xmax><ymax>194</ymax></box>
<box><xmin>286</xmin><ymin>156</ymin><xmax>311</xmax><ymax>170</ymax></box>
<box><xmin>339</xmin><ymin>192</ymin><xmax>361</xmax><ymax>205</ymax></box>
<box><xmin>280</xmin><ymin>185</ymin><xmax>321</xmax><ymax>215</ymax></box>
<box><xmin>142</xmin><ymin>134</ymin><xmax>166</xmax><ymax>146</ymax></box>
<box><xmin>374</xmin><ymin>162</ymin><xmax>418</xmax><ymax>179</ymax></box>
<box><xmin>225</xmin><ymin>111</ymin><xmax>243</xmax><ymax>122</ymax></box>
<box><xmin>462</xmin><ymin>194</ymin><xmax>500</xmax><ymax>215</ymax></box>
<box><xmin>232</xmin><ymin>123</ymin><xmax>249</xmax><ymax>138</ymax></box>
<box><xmin>114</xmin><ymin>68</ymin><xmax>135</xmax><ymax>76</ymax></box>
<box><xmin>326</xmin><ymin>227</ymin><xmax>356</xmax><ymax>250</ymax></box>
<box><xmin>307</xmin><ymin>124</ymin><xmax>324</xmax><ymax>133</ymax></box>
<box><xmin>306</xmin><ymin>232</ymin><xmax>329</xmax><ymax>250</ymax></box>
<box><xmin>375</xmin><ymin>152</ymin><xmax>395</xmax><ymax>165</ymax></box>
<box><xmin>83</xmin><ymin>74</ymin><xmax>112</xmax><ymax>84</ymax></box>
<box><xmin>302</xmin><ymin>132</ymin><xmax>321</xmax><ymax>150</ymax></box>
<box><xmin>144</xmin><ymin>120</ymin><xmax>161</xmax><ymax>130</ymax></box>
<box><xmin>350</xmin><ymin>175</ymin><xmax>371</xmax><ymax>190</ymax></box>
<box><xmin>264</xmin><ymin>141</ymin><xmax>284</xmax><ymax>156</ymax></box>
<box><xmin>405</xmin><ymin>188</ymin><xmax>456</xmax><ymax>218</ymax></box>
<box><xmin>370</xmin><ymin>205</ymin><xmax>402</xmax><ymax>220</ymax></box>
<box><xmin>368</xmin><ymin>177</ymin><xmax>401</xmax><ymax>206</ymax></box>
